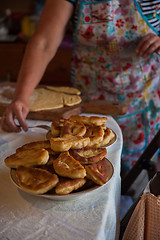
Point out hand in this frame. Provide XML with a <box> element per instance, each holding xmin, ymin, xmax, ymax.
<box><xmin>1</xmin><ymin>100</ymin><xmax>29</xmax><ymax>132</ymax></box>
<box><xmin>136</xmin><ymin>33</ymin><xmax>160</xmax><ymax>58</ymax></box>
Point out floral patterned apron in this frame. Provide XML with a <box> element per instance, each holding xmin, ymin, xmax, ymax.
<box><xmin>71</xmin><ymin>0</ymin><xmax>160</xmax><ymax>171</ymax></box>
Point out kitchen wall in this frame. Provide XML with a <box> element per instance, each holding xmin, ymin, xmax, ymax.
<box><xmin>0</xmin><ymin>0</ymin><xmax>35</xmax><ymax>14</ymax></box>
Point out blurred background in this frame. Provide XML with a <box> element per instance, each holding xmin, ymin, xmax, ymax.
<box><xmin>0</xmin><ymin>0</ymin><xmax>73</xmax><ymax>86</ymax></box>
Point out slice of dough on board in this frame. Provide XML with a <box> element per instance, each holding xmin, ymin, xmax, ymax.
<box><xmin>29</xmin><ymin>88</ymin><xmax>82</xmax><ymax>112</ymax></box>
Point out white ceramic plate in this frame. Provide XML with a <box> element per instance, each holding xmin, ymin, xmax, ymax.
<box><xmin>10</xmin><ymin>158</ymin><xmax>114</xmax><ymax>201</ymax></box>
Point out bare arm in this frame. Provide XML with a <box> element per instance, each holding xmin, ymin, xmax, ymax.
<box><xmin>1</xmin><ymin>0</ymin><xmax>74</xmax><ymax>132</ymax></box>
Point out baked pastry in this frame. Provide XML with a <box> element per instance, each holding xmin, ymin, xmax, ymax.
<box><xmin>5</xmin><ymin>148</ymin><xmax>49</xmax><ymax>168</ymax></box>
<box><xmin>50</xmin><ymin>136</ymin><xmax>90</xmax><ymax>152</ymax></box>
<box><xmin>55</xmin><ymin>177</ymin><xmax>86</xmax><ymax>195</ymax></box>
<box><xmin>84</xmin><ymin>125</ymin><xmax>104</xmax><ymax>147</ymax></box>
<box><xmin>16</xmin><ymin>140</ymin><xmax>56</xmax><ymax>155</ymax></box>
<box><xmin>96</xmin><ymin>128</ymin><xmax>115</xmax><ymax>147</ymax></box>
<box><xmin>85</xmin><ymin>158</ymin><xmax>110</xmax><ymax>185</ymax></box>
<box><xmin>51</xmin><ymin>118</ymin><xmax>86</xmax><ymax>138</ymax></box>
<box><xmin>60</xmin><ymin>119</ymin><xmax>86</xmax><ymax>138</ymax></box>
<box><xmin>16</xmin><ymin>140</ymin><xmax>51</xmax><ymax>152</ymax></box>
<box><xmin>53</xmin><ymin>151</ymin><xmax>86</xmax><ymax>179</ymax></box>
<box><xmin>16</xmin><ymin>166</ymin><xmax>59</xmax><ymax>194</ymax></box>
<box><xmin>70</xmin><ymin>115</ymin><xmax>107</xmax><ymax>126</ymax></box>
<box><xmin>70</xmin><ymin>147</ymin><xmax>107</xmax><ymax>164</ymax></box>
<box><xmin>51</xmin><ymin>118</ymin><xmax>65</xmax><ymax>137</ymax></box>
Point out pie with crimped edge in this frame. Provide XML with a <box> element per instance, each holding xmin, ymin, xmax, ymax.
<box><xmin>60</xmin><ymin>119</ymin><xmax>86</xmax><ymax>138</ymax></box>
<box><xmin>50</xmin><ymin>136</ymin><xmax>90</xmax><ymax>152</ymax></box>
<box><xmin>16</xmin><ymin>140</ymin><xmax>51</xmax><ymax>152</ymax></box>
<box><xmin>70</xmin><ymin>147</ymin><xmax>107</xmax><ymax>164</ymax></box>
<box><xmin>53</xmin><ymin>151</ymin><xmax>86</xmax><ymax>179</ymax></box>
<box><xmin>85</xmin><ymin>158</ymin><xmax>112</xmax><ymax>185</ymax></box>
<box><xmin>51</xmin><ymin>118</ymin><xmax>65</xmax><ymax>137</ymax></box>
<box><xmin>16</xmin><ymin>140</ymin><xmax>55</xmax><ymax>155</ymax></box>
<box><xmin>5</xmin><ymin>148</ymin><xmax>49</xmax><ymax>168</ymax></box>
<box><xmin>95</xmin><ymin>128</ymin><xmax>116</xmax><ymax>147</ymax></box>
<box><xmin>16</xmin><ymin>166</ymin><xmax>59</xmax><ymax>194</ymax></box>
<box><xmin>70</xmin><ymin>115</ymin><xmax>107</xmax><ymax>126</ymax></box>
<box><xmin>55</xmin><ymin>177</ymin><xmax>86</xmax><ymax>195</ymax></box>
<box><xmin>84</xmin><ymin>125</ymin><xmax>104</xmax><ymax>147</ymax></box>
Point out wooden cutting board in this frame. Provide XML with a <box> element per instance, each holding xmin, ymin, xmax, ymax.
<box><xmin>0</xmin><ymin>82</ymin><xmax>127</xmax><ymax>120</ymax></box>
<box><xmin>0</xmin><ymin>81</ymin><xmax>82</xmax><ymax>120</ymax></box>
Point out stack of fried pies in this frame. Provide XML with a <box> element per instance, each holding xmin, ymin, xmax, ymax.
<box><xmin>5</xmin><ymin>115</ymin><xmax>116</xmax><ymax>195</ymax></box>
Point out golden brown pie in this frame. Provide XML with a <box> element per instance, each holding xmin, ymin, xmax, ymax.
<box><xmin>70</xmin><ymin>147</ymin><xmax>107</xmax><ymax>164</ymax></box>
<box><xmin>16</xmin><ymin>166</ymin><xmax>59</xmax><ymax>194</ymax></box>
<box><xmin>51</xmin><ymin>118</ymin><xmax>65</xmax><ymax>137</ymax></box>
<box><xmin>16</xmin><ymin>140</ymin><xmax>51</xmax><ymax>152</ymax></box>
<box><xmin>55</xmin><ymin>177</ymin><xmax>86</xmax><ymax>195</ymax></box>
<box><xmin>60</xmin><ymin>119</ymin><xmax>86</xmax><ymax>138</ymax></box>
<box><xmin>85</xmin><ymin>158</ymin><xmax>110</xmax><ymax>185</ymax></box>
<box><xmin>70</xmin><ymin>115</ymin><xmax>107</xmax><ymax>126</ymax></box>
<box><xmin>5</xmin><ymin>148</ymin><xmax>49</xmax><ymax>168</ymax></box>
<box><xmin>96</xmin><ymin>128</ymin><xmax>115</xmax><ymax>147</ymax></box>
<box><xmin>50</xmin><ymin>136</ymin><xmax>90</xmax><ymax>152</ymax></box>
<box><xmin>53</xmin><ymin>151</ymin><xmax>86</xmax><ymax>179</ymax></box>
<box><xmin>84</xmin><ymin>125</ymin><xmax>104</xmax><ymax>147</ymax></box>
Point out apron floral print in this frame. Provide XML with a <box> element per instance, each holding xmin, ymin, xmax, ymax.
<box><xmin>70</xmin><ymin>0</ymin><xmax>160</xmax><ymax>171</ymax></box>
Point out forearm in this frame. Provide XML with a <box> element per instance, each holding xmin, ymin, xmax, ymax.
<box><xmin>13</xmin><ymin>35</ymin><xmax>62</xmax><ymax>103</ymax></box>
<box><xmin>13</xmin><ymin>0</ymin><xmax>74</xmax><ymax>103</ymax></box>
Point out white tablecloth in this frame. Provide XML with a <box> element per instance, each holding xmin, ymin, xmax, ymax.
<box><xmin>0</xmin><ymin>114</ymin><xmax>122</xmax><ymax>240</ymax></box>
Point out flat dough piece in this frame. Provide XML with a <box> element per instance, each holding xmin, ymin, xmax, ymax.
<box><xmin>29</xmin><ymin>88</ymin><xmax>63</xmax><ymax>111</ymax></box>
<box><xmin>63</xmin><ymin>93</ymin><xmax>82</xmax><ymax>106</ymax></box>
<box><xmin>29</xmin><ymin>88</ymin><xmax>82</xmax><ymax>112</ymax></box>
<box><xmin>46</xmin><ymin>86</ymin><xmax>81</xmax><ymax>95</ymax></box>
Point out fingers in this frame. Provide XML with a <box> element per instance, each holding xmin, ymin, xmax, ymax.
<box><xmin>14</xmin><ymin>105</ymin><xmax>29</xmax><ymax>132</ymax></box>
<box><xmin>136</xmin><ymin>33</ymin><xmax>160</xmax><ymax>58</ymax></box>
<box><xmin>1</xmin><ymin>111</ymin><xmax>21</xmax><ymax>132</ymax></box>
<box><xmin>1</xmin><ymin>101</ymin><xmax>29</xmax><ymax>132</ymax></box>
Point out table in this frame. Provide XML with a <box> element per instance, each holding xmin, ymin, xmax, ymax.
<box><xmin>0</xmin><ymin>114</ymin><xmax>122</xmax><ymax>240</ymax></box>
